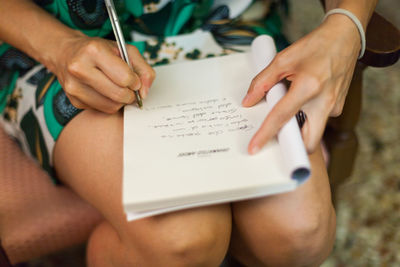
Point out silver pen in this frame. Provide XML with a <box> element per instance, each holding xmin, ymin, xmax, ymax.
<box><xmin>104</xmin><ymin>0</ymin><xmax>143</xmax><ymax>108</ymax></box>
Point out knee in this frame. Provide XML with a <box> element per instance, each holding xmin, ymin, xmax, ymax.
<box><xmin>124</xmin><ymin>208</ymin><xmax>231</xmax><ymax>266</ymax></box>
<box><xmin>249</xmin><ymin>206</ymin><xmax>336</xmax><ymax>266</ymax></box>
<box><xmin>159</xmin><ymin>224</ymin><xmax>229</xmax><ymax>266</ymax></box>
<box><xmin>277</xmin><ymin>209</ymin><xmax>335</xmax><ymax>266</ymax></box>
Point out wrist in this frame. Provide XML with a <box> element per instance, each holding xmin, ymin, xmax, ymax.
<box><xmin>40</xmin><ymin>29</ymin><xmax>86</xmax><ymax>74</ymax></box>
<box><xmin>322</xmin><ymin>14</ymin><xmax>362</xmax><ymax>56</ymax></box>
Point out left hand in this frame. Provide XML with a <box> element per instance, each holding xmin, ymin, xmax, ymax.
<box><xmin>242</xmin><ymin>14</ymin><xmax>361</xmax><ymax>154</ymax></box>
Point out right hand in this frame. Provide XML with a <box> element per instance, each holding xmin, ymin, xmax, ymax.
<box><xmin>50</xmin><ymin>33</ymin><xmax>155</xmax><ymax>113</ymax></box>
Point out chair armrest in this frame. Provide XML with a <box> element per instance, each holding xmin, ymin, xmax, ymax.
<box><xmin>361</xmin><ymin>12</ymin><xmax>400</xmax><ymax>67</ymax></box>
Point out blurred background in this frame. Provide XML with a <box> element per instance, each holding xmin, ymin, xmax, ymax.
<box><xmin>23</xmin><ymin>0</ymin><xmax>399</xmax><ymax>266</ymax></box>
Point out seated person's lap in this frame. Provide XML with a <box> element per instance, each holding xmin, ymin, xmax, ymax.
<box><xmin>0</xmin><ymin>50</ymin><xmax>335</xmax><ymax>265</ymax></box>
<box><xmin>53</xmin><ymin>108</ymin><xmax>335</xmax><ymax>266</ymax></box>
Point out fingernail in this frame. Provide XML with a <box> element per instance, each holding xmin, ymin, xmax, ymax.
<box><xmin>133</xmin><ymin>79</ymin><xmax>141</xmax><ymax>91</ymax></box>
<box><xmin>242</xmin><ymin>95</ymin><xmax>250</xmax><ymax>105</ymax></box>
<box><xmin>250</xmin><ymin>145</ymin><xmax>260</xmax><ymax>155</ymax></box>
<box><xmin>140</xmin><ymin>87</ymin><xmax>147</xmax><ymax>99</ymax></box>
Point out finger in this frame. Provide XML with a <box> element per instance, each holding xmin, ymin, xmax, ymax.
<box><xmin>329</xmin><ymin>81</ymin><xmax>349</xmax><ymax>117</ymax></box>
<box><xmin>247</xmin><ymin>89</ymin><xmax>304</xmax><ymax>154</ymax></box>
<box><xmin>301</xmin><ymin>106</ymin><xmax>330</xmax><ymax>154</ymax></box>
<box><xmin>330</xmin><ymin>98</ymin><xmax>345</xmax><ymax>117</ymax></box>
<box><xmin>93</xmin><ymin>44</ymin><xmax>142</xmax><ymax>91</ymax></box>
<box><xmin>83</xmin><ymin>68</ymin><xmax>135</xmax><ymax>104</ymax></box>
<box><xmin>66</xmin><ymin>94</ymin><xmax>89</xmax><ymax>110</ymax></box>
<box><xmin>247</xmin><ymin>76</ymin><xmax>317</xmax><ymax>154</ymax></box>
<box><xmin>66</xmin><ymin>79</ymin><xmax>123</xmax><ymax>114</ymax></box>
<box><xmin>242</xmin><ymin>56</ymin><xmax>288</xmax><ymax>107</ymax></box>
<box><xmin>126</xmin><ymin>44</ymin><xmax>155</xmax><ymax>99</ymax></box>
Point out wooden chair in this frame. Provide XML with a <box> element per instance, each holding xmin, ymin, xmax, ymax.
<box><xmin>1</xmin><ymin>10</ymin><xmax>399</xmax><ymax>267</ymax></box>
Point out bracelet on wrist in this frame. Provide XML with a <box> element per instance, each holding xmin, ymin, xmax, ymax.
<box><xmin>323</xmin><ymin>8</ymin><xmax>366</xmax><ymax>59</ymax></box>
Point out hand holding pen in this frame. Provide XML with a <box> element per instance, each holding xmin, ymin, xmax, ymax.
<box><xmin>105</xmin><ymin>0</ymin><xmax>149</xmax><ymax>108</ymax></box>
<box><xmin>47</xmin><ymin>2</ymin><xmax>154</xmax><ymax>114</ymax></box>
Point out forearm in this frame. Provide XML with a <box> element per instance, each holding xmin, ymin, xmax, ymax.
<box><xmin>0</xmin><ymin>0</ymin><xmax>83</xmax><ymax>72</ymax></box>
<box><xmin>325</xmin><ymin>0</ymin><xmax>378</xmax><ymax>30</ymax></box>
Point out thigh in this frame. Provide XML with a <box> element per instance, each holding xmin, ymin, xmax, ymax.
<box><xmin>53</xmin><ymin>109</ymin><xmax>232</xmax><ymax>248</ymax></box>
<box><xmin>230</xmin><ymin>147</ymin><xmax>336</xmax><ymax>266</ymax></box>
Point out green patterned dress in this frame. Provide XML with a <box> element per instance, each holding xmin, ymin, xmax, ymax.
<box><xmin>0</xmin><ymin>0</ymin><xmax>288</xmax><ymax>183</ymax></box>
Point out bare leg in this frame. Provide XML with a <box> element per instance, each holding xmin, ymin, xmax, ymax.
<box><xmin>54</xmin><ymin>109</ymin><xmax>334</xmax><ymax>266</ymax></box>
<box><xmin>53</xmin><ymin>110</ymin><xmax>232</xmax><ymax>267</ymax></box>
<box><xmin>229</xmin><ymin>147</ymin><xmax>336</xmax><ymax>267</ymax></box>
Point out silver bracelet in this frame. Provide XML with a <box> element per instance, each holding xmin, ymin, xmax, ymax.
<box><xmin>323</xmin><ymin>8</ymin><xmax>366</xmax><ymax>59</ymax></box>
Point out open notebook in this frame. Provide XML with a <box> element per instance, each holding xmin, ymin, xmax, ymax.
<box><xmin>123</xmin><ymin>35</ymin><xmax>310</xmax><ymax>221</ymax></box>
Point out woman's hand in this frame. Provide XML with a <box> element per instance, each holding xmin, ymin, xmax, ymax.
<box><xmin>51</xmin><ymin>33</ymin><xmax>155</xmax><ymax>113</ymax></box>
<box><xmin>242</xmin><ymin>14</ymin><xmax>361</xmax><ymax>154</ymax></box>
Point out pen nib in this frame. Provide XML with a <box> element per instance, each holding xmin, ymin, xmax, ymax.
<box><xmin>135</xmin><ymin>91</ymin><xmax>143</xmax><ymax>109</ymax></box>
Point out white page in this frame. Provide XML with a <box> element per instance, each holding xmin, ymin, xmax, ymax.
<box><xmin>123</xmin><ymin>52</ymin><xmax>296</xmax><ymax>215</ymax></box>
<box><xmin>124</xmin><ymin>36</ymin><xmax>311</xmax><ymax>220</ymax></box>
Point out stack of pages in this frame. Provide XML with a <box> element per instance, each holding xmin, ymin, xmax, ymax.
<box><xmin>123</xmin><ymin>35</ymin><xmax>310</xmax><ymax>221</ymax></box>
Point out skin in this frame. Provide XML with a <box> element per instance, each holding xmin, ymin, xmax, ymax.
<box><xmin>53</xmin><ymin>109</ymin><xmax>334</xmax><ymax>267</ymax></box>
<box><xmin>243</xmin><ymin>0</ymin><xmax>378</xmax><ymax>154</ymax></box>
<box><xmin>0</xmin><ymin>0</ymin><xmax>154</xmax><ymax>114</ymax></box>
<box><xmin>0</xmin><ymin>0</ymin><xmax>377</xmax><ymax>266</ymax></box>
